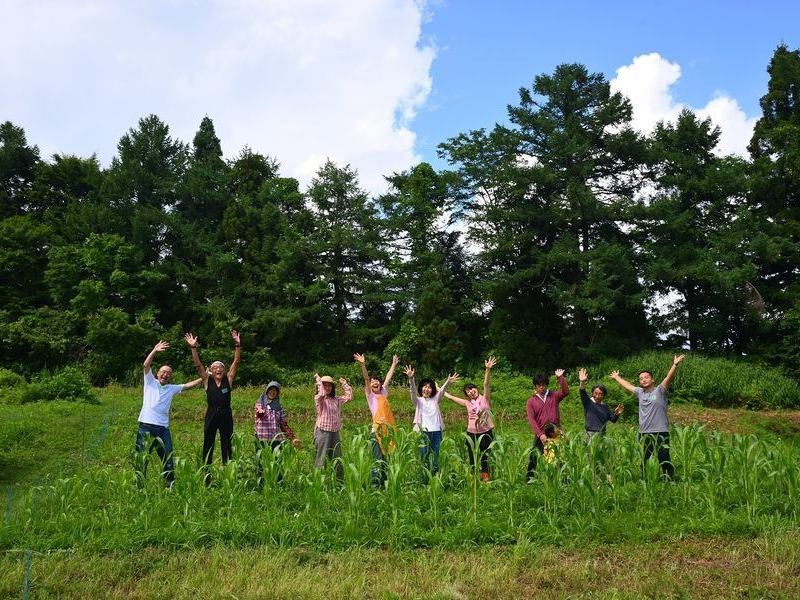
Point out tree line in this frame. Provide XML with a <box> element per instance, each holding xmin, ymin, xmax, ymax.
<box><xmin>1</xmin><ymin>45</ymin><xmax>799</xmax><ymax>384</ymax></box>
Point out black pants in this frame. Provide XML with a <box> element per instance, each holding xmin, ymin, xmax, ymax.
<box><xmin>526</xmin><ymin>437</ymin><xmax>546</xmax><ymax>480</ymax></box>
<box><xmin>640</xmin><ymin>432</ymin><xmax>674</xmax><ymax>479</ymax></box>
<box><xmin>255</xmin><ymin>438</ymin><xmax>286</xmax><ymax>485</ymax></box>
<box><xmin>465</xmin><ymin>429</ymin><xmax>493</xmax><ymax>474</ymax></box>
<box><xmin>203</xmin><ymin>407</ymin><xmax>233</xmax><ymax>465</ymax></box>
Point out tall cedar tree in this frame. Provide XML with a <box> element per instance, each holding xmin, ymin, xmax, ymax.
<box><xmin>379</xmin><ymin>163</ymin><xmax>479</xmax><ymax>372</ymax></box>
<box><xmin>748</xmin><ymin>45</ymin><xmax>800</xmax><ymax>374</ymax></box>
<box><xmin>644</xmin><ymin>109</ymin><xmax>757</xmax><ymax>352</ymax></box>
<box><xmin>306</xmin><ymin>160</ymin><xmax>389</xmax><ymax>356</ymax></box>
<box><xmin>439</xmin><ymin>64</ymin><xmax>652</xmax><ymax>369</ymax></box>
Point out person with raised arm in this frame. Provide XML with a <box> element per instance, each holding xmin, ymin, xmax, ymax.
<box><xmin>609</xmin><ymin>354</ymin><xmax>685</xmax><ymax>479</ymax></box>
<box><xmin>525</xmin><ymin>368</ymin><xmax>569</xmax><ymax>481</ymax></box>
<box><xmin>354</xmin><ymin>352</ymin><xmax>400</xmax><ymax>487</ymax></box>
<box><xmin>404</xmin><ymin>365</ymin><xmax>460</xmax><ymax>483</ymax></box>
<box><xmin>444</xmin><ymin>356</ymin><xmax>497</xmax><ymax>482</ymax></box>
<box><xmin>313</xmin><ymin>373</ymin><xmax>353</xmax><ymax>482</ymax></box>
<box><xmin>254</xmin><ymin>380</ymin><xmax>301</xmax><ymax>487</ymax></box>
<box><xmin>136</xmin><ymin>340</ymin><xmax>202</xmax><ymax>487</ymax></box>
<box><xmin>578</xmin><ymin>367</ymin><xmax>623</xmax><ymax>440</ymax></box>
<box><xmin>184</xmin><ymin>331</ymin><xmax>242</xmax><ymax>481</ymax></box>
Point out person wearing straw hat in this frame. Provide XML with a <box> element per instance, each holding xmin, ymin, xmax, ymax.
<box><xmin>312</xmin><ymin>373</ymin><xmax>353</xmax><ymax>481</ymax></box>
<box><xmin>136</xmin><ymin>340</ymin><xmax>202</xmax><ymax>487</ymax></box>
<box><xmin>184</xmin><ymin>330</ymin><xmax>242</xmax><ymax>481</ymax></box>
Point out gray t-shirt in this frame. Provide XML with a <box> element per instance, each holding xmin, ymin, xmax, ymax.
<box><xmin>634</xmin><ymin>384</ymin><xmax>669</xmax><ymax>433</ymax></box>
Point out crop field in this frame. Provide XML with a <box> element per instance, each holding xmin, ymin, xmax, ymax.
<box><xmin>2</xmin><ymin>381</ymin><xmax>800</xmax><ymax>599</ymax></box>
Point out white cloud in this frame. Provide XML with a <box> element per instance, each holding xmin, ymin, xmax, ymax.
<box><xmin>0</xmin><ymin>0</ymin><xmax>435</xmax><ymax>194</ymax></box>
<box><xmin>610</xmin><ymin>52</ymin><xmax>757</xmax><ymax>157</ymax></box>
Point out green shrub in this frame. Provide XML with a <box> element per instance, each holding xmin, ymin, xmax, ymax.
<box><xmin>0</xmin><ymin>368</ymin><xmax>25</xmax><ymax>389</ymax></box>
<box><xmin>18</xmin><ymin>367</ymin><xmax>98</xmax><ymax>404</ymax></box>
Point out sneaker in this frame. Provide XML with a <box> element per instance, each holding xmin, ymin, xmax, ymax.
<box><xmin>480</xmin><ymin>472</ymin><xmax>490</xmax><ymax>482</ymax></box>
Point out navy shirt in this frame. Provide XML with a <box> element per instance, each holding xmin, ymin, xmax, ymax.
<box><xmin>580</xmin><ymin>389</ymin><xmax>620</xmax><ymax>433</ymax></box>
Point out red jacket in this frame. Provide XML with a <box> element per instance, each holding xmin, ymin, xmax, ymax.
<box><xmin>525</xmin><ymin>376</ymin><xmax>569</xmax><ymax>439</ymax></box>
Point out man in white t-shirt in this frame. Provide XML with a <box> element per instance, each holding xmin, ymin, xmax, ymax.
<box><xmin>136</xmin><ymin>340</ymin><xmax>202</xmax><ymax>487</ymax></box>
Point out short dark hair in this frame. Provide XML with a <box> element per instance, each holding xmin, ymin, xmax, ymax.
<box><xmin>418</xmin><ymin>378</ymin><xmax>437</xmax><ymax>396</ymax></box>
<box><xmin>463</xmin><ymin>383</ymin><xmax>478</xmax><ymax>394</ymax></box>
<box><xmin>533</xmin><ymin>374</ymin><xmax>549</xmax><ymax>387</ymax></box>
<box><xmin>591</xmin><ymin>384</ymin><xmax>607</xmax><ymax>396</ymax></box>
<box><xmin>637</xmin><ymin>370</ymin><xmax>653</xmax><ymax>378</ymax></box>
<box><xmin>543</xmin><ymin>422</ymin><xmax>557</xmax><ymax>438</ymax></box>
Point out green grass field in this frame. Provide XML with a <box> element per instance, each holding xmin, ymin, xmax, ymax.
<box><xmin>2</xmin><ymin>379</ymin><xmax>799</xmax><ymax>599</ymax></box>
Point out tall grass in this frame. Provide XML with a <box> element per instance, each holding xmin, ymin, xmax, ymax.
<box><xmin>2</xmin><ymin>424</ymin><xmax>798</xmax><ymax>553</ymax></box>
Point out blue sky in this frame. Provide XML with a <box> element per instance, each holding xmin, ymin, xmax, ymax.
<box><xmin>1</xmin><ymin>1</ymin><xmax>798</xmax><ymax>194</ymax></box>
<box><xmin>414</xmin><ymin>0</ymin><xmax>799</xmax><ymax>168</ymax></box>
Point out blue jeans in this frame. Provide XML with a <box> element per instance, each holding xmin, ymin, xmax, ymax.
<box><xmin>370</xmin><ymin>434</ymin><xmax>388</xmax><ymax>488</ymax></box>
<box><xmin>135</xmin><ymin>422</ymin><xmax>174</xmax><ymax>485</ymax></box>
<box><xmin>419</xmin><ymin>430</ymin><xmax>442</xmax><ymax>483</ymax></box>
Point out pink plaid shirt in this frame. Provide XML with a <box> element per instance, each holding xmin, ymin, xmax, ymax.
<box><xmin>254</xmin><ymin>400</ymin><xmax>296</xmax><ymax>442</ymax></box>
<box><xmin>314</xmin><ymin>379</ymin><xmax>353</xmax><ymax>432</ymax></box>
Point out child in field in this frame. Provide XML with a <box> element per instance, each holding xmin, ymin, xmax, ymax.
<box><xmin>313</xmin><ymin>373</ymin><xmax>353</xmax><ymax>482</ymax></box>
<box><xmin>254</xmin><ymin>381</ymin><xmax>301</xmax><ymax>486</ymax></box>
<box><xmin>354</xmin><ymin>353</ymin><xmax>400</xmax><ymax>487</ymax></box>
<box><xmin>404</xmin><ymin>365</ymin><xmax>460</xmax><ymax>483</ymax></box>
<box><xmin>444</xmin><ymin>356</ymin><xmax>497</xmax><ymax>481</ymax></box>
<box><xmin>578</xmin><ymin>368</ymin><xmax>623</xmax><ymax>439</ymax></box>
<box><xmin>542</xmin><ymin>422</ymin><xmax>562</xmax><ymax>464</ymax></box>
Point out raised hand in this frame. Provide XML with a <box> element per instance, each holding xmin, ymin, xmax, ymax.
<box><xmin>485</xmin><ymin>356</ymin><xmax>497</xmax><ymax>369</ymax></box>
<box><xmin>353</xmin><ymin>353</ymin><xmax>365</xmax><ymax>364</ymax></box>
<box><xmin>391</xmin><ymin>354</ymin><xmax>400</xmax><ymax>366</ymax></box>
<box><xmin>554</xmin><ymin>368</ymin><xmax>565</xmax><ymax>378</ymax></box>
<box><xmin>184</xmin><ymin>333</ymin><xmax>198</xmax><ymax>348</ymax></box>
<box><xmin>403</xmin><ymin>365</ymin><xmax>415</xmax><ymax>378</ymax></box>
<box><xmin>673</xmin><ymin>354</ymin><xmax>685</xmax><ymax>366</ymax></box>
<box><xmin>231</xmin><ymin>330</ymin><xmax>241</xmax><ymax>345</ymax></box>
<box><xmin>447</xmin><ymin>372</ymin><xmax>461</xmax><ymax>384</ymax></box>
<box><xmin>578</xmin><ymin>368</ymin><xmax>588</xmax><ymax>383</ymax></box>
<box><xmin>610</xmin><ymin>370</ymin><xmax>620</xmax><ymax>379</ymax></box>
<box><xmin>153</xmin><ymin>340</ymin><xmax>169</xmax><ymax>353</ymax></box>
<box><xmin>613</xmin><ymin>404</ymin><xmax>624</xmax><ymax>415</ymax></box>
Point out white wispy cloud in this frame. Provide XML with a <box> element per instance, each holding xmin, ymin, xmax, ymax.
<box><xmin>610</xmin><ymin>52</ymin><xmax>757</xmax><ymax>157</ymax></box>
<box><xmin>0</xmin><ymin>0</ymin><xmax>435</xmax><ymax>194</ymax></box>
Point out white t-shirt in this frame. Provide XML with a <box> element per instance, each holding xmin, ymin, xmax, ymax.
<box><xmin>138</xmin><ymin>369</ymin><xmax>184</xmax><ymax>427</ymax></box>
<box><xmin>419</xmin><ymin>397</ymin><xmax>443</xmax><ymax>432</ymax></box>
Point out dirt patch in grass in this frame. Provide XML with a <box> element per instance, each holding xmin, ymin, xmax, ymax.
<box><xmin>670</xmin><ymin>405</ymin><xmax>800</xmax><ymax>437</ymax></box>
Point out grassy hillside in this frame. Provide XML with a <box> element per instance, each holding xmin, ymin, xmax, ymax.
<box><xmin>1</xmin><ymin>352</ymin><xmax>799</xmax><ymax>598</ymax></box>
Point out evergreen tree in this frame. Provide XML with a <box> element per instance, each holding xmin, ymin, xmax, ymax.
<box><xmin>380</xmin><ymin>163</ymin><xmax>479</xmax><ymax>371</ymax></box>
<box><xmin>439</xmin><ymin>64</ymin><xmax>652</xmax><ymax>368</ymax></box>
<box><xmin>0</xmin><ymin>121</ymin><xmax>40</xmax><ymax>214</ymax></box>
<box><xmin>306</xmin><ymin>160</ymin><xmax>389</xmax><ymax>356</ymax></box>
<box><xmin>644</xmin><ymin>109</ymin><xmax>756</xmax><ymax>352</ymax></box>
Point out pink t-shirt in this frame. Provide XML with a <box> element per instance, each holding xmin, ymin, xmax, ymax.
<box><xmin>466</xmin><ymin>395</ymin><xmax>493</xmax><ymax>434</ymax></box>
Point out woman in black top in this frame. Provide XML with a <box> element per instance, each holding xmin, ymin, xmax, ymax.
<box><xmin>185</xmin><ymin>331</ymin><xmax>242</xmax><ymax>475</ymax></box>
<box><xmin>578</xmin><ymin>368</ymin><xmax>623</xmax><ymax>438</ymax></box>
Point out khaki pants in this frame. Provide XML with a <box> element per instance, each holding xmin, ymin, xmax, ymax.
<box><xmin>313</xmin><ymin>427</ymin><xmax>343</xmax><ymax>480</ymax></box>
